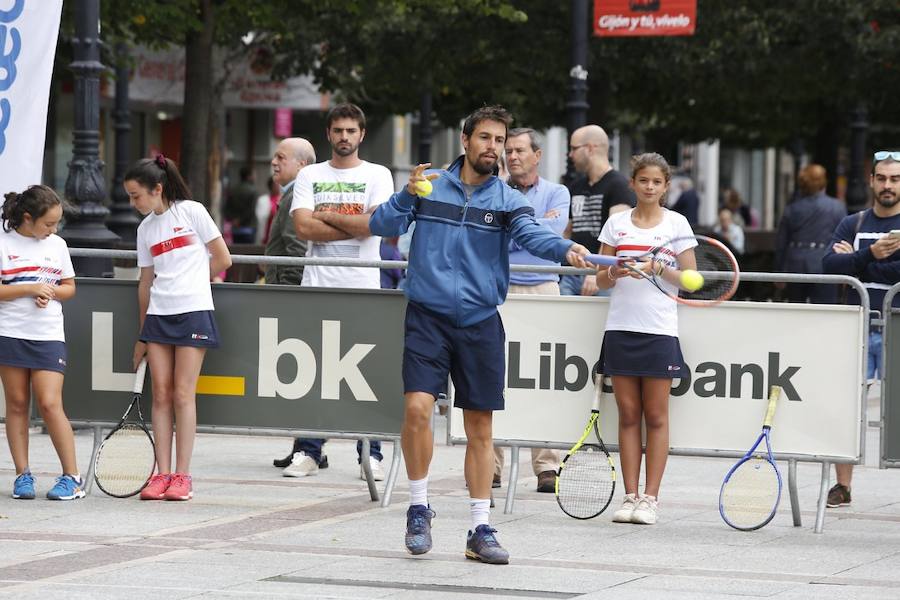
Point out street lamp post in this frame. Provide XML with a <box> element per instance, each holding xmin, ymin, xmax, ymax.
<box><xmin>845</xmin><ymin>104</ymin><xmax>868</xmax><ymax>214</ymax></box>
<box><xmin>60</xmin><ymin>0</ymin><xmax>119</xmax><ymax>276</ymax></box>
<box><xmin>106</xmin><ymin>42</ymin><xmax>140</xmax><ymax>243</ymax></box>
<box><xmin>564</xmin><ymin>0</ymin><xmax>590</xmax><ymax>185</ymax></box>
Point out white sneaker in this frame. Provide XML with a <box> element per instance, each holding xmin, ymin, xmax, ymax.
<box><xmin>283</xmin><ymin>452</ymin><xmax>319</xmax><ymax>477</ymax></box>
<box><xmin>631</xmin><ymin>494</ymin><xmax>658</xmax><ymax>524</ymax></box>
<box><xmin>359</xmin><ymin>456</ymin><xmax>385</xmax><ymax>482</ymax></box>
<box><xmin>612</xmin><ymin>493</ymin><xmax>639</xmax><ymax>523</ymax></box>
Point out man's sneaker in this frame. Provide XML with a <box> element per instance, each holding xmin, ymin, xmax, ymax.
<box><xmin>492</xmin><ymin>474</ymin><xmax>502</xmax><ymax>488</ymax></box>
<box><xmin>612</xmin><ymin>493</ymin><xmax>639</xmax><ymax>523</ymax></box>
<box><xmin>465</xmin><ymin>525</ymin><xmax>509</xmax><ymax>565</ymax></box>
<box><xmin>274</xmin><ymin>452</ymin><xmax>329</xmax><ymax>469</ymax></box>
<box><xmin>283</xmin><ymin>452</ymin><xmax>318</xmax><ymax>477</ymax></box>
<box><xmin>536</xmin><ymin>470</ymin><xmax>556</xmax><ymax>493</ymax></box>
<box><xmin>12</xmin><ymin>470</ymin><xmax>35</xmax><ymax>499</ymax></box>
<box><xmin>140</xmin><ymin>473</ymin><xmax>172</xmax><ymax>500</ymax></box>
<box><xmin>359</xmin><ymin>456</ymin><xmax>385</xmax><ymax>482</ymax></box>
<box><xmin>405</xmin><ymin>504</ymin><xmax>435</xmax><ymax>555</ymax></box>
<box><xmin>827</xmin><ymin>483</ymin><xmax>851</xmax><ymax>508</ymax></box>
<box><xmin>46</xmin><ymin>474</ymin><xmax>85</xmax><ymax>501</ymax></box>
<box><xmin>164</xmin><ymin>473</ymin><xmax>193</xmax><ymax>501</ymax></box>
<box><xmin>631</xmin><ymin>495</ymin><xmax>658</xmax><ymax>525</ymax></box>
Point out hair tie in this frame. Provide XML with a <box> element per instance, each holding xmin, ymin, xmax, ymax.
<box><xmin>155</xmin><ymin>154</ymin><xmax>167</xmax><ymax>169</ymax></box>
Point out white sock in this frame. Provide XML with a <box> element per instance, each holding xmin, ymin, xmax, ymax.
<box><xmin>469</xmin><ymin>498</ymin><xmax>491</xmax><ymax>530</ymax></box>
<box><xmin>409</xmin><ymin>476</ymin><xmax>428</xmax><ymax>507</ymax></box>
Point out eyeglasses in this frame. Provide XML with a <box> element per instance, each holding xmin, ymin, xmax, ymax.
<box><xmin>569</xmin><ymin>143</ymin><xmax>592</xmax><ymax>153</ymax></box>
<box><xmin>874</xmin><ymin>151</ymin><xmax>900</xmax><ymax>161</ymax></box>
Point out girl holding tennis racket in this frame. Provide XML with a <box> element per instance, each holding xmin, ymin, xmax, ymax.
<box><xmin>0</xmin><ymin>185</ymin><xmax>84</xmax><ymax>501</ymax></box>
<box><xmin>595</xmin><ymin>153</ymin><xmax>697</xmax><ymax>525</ymax></box>
<box><xmin>126</xmin><ymin>156</ymin><xmax>231</xmax><ymax>501</ymax></box>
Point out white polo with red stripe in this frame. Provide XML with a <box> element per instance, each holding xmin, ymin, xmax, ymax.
<box><xmin>136</xmin><ymin>200</ymin><xmax>221</xmax><ymax>315</ymax></box>
<box><xmin>0</xmin><ymin>228</ymin><xmax>75</xmax><ymax>341</ymax></box>
<box><xmin>598</xmin><ymin>208</ymin><xmax>697</xmax><ymax>337</ymax></box>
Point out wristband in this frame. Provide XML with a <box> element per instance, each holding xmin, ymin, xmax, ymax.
<box><xmin>654</xmin><ymin>261</ymin><xmax>665</xmax><ymax>277</ymax></box>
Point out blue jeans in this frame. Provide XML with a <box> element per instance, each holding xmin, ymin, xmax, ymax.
<box><xmin>295</xmin><ymin>438</ymin><xmax>383</xmax><ymax>464</ymax></box>
<box><xmin>868</xmin><ymin>331</ymin><xmax>883</xmax><ymax>381</ymax></box>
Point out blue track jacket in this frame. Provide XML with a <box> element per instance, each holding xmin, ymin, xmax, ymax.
<box><xmin>369</xmin><ymin>156</ymin><xmax>573</xmax><ymax>327</ymax></box>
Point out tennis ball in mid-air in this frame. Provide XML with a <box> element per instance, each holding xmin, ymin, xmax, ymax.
<box><xmin>414</xmin><ymin>178</ymin><xmax>433</xmax><ymax>196</ymax></box>
<box><xmin>681</xmin><ymin>269</ymin><xmax>704</xmax><ymax>292</ymax></box>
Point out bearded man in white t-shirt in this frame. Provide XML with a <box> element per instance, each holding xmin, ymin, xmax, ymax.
<box><xmin>286</xmin><ymin>102</ymin><xmax>393</xmax><ymax>480</ymax></box>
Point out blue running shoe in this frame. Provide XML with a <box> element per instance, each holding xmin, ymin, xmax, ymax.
<box><xmin>12</xmin><ymin>470</ymin><xmax>35</xmax><ymax>499</ymax></box>
<box><xmin>465</xmin><ymin>524</ymin><xmax>509</xmax><ymax>565</ymax></box>
<box><xmin>46</xmin><ymin>474</ymin><xmax>85</xmax><ymax>501</ymax></box>
<box><xmin>405</xmin><ymin>504</ymin><xmax>435</xmax><ymax>555</ymax></box>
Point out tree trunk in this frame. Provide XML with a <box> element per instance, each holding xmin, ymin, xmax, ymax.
<box><xmin>181</xmin><ymin>0</ymin><xmax>215</xmax><ymax>206</ymax></box>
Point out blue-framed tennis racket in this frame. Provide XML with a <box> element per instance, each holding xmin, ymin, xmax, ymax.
<box><xmin>719</xmin><ymin>386</ymin><xmax>783</xmax><ymax>531</ymax></box>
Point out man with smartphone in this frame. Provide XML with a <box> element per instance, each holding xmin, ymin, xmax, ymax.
<box><xmin>823</xmin><ymin>150</ymin><xmax>900</xmax><ymax>508</ymax></box>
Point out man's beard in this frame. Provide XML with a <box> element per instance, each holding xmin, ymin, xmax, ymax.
<box><xmin>333</xmin><ymin>142</ymin><xmax>358</xmax><ymax>157</ymax></box>
<box><xmin>876</xmin><ymin>192</ymin><xmax>899</xmax><ymax>208</ymax></box>
<box><xmin>470</xmin><ymin>153</ymin><xmax>497</xmax><ymax>175</ymax></box>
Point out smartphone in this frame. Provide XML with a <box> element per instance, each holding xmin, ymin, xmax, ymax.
<box><xmin>890</xmin><ymin>230</ymin><xmax>900</xmax><ymax>238</ymax></box>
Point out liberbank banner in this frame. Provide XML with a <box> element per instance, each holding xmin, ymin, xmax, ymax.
<box><xmin>453</xmin><ymin>296</ymin><xmax>864</xmax><ymax>461</ymax></box>
<box><xmin>594</xmin><ymin>0</ymin><xmax>697</xmax><ymax>37</ymax></box>
<box><xmin>0</xmin><ymin>0</ymin><xmax>62</xmax><ymax>192</ymax></box>
<box><xmin>63</xmin><ymin>280</ymin><xmax>863</xmax><ymax>461</ymax></box>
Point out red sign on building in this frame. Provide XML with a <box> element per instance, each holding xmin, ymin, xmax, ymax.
<box><xmin>594</xmin><ymin>0</ymin><xmax>697</xmax><ymax>37</ymax></box>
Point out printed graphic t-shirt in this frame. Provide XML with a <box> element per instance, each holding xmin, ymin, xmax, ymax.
<box><xmin>0</xmin><ymin>229</ymin><xmax>75</xmax><ymax>341</ymax></box>
<box><xmin>568</xmin><ymin>169</ymin><xmax>636</xmax><ymax>253</ymax></box>
<box><xmin>599</xmin><ymin>209</ymin><xmax>696</xmax><ymax>337</ymax></box>
<box><xmin>290</xmin><ymin>160</ymin><xmax>394</xmax><ymax>289</ymax></box>
<box><xmin>136</xmin><ymin>200</ymin><xmax>222</xmax><ymax>315</ymax></box>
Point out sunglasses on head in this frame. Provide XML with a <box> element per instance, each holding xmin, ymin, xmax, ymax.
<box><xmin>874</xmin><ymin>150</ymin><xmax>900</xmax><ymax>161</ymax></box>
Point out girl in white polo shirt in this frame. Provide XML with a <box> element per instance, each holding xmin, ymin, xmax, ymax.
<box><xmin>0</xmin><ymin>185</ymin><xmax>84</xmax><ymax>501</ymax></box>
<box><xmin>595</xmin><ymin>153</ymin><xmax>697</xmax><ymax>525</ymax></box>
<box><xmin>125</xmin><ymin>156</ymin><xmax>232</xmax><ymax>501</ymax></box>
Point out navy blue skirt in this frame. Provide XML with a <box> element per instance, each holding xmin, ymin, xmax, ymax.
<box><xmin>598</xmin><ymin>330</ymin><xmax>686</xmax><ymax>379</ymax></box>
<box><xmin>140</xmin><ymin>311</ymin><xmax>220</xmax><ymax>348</ymax></box>
<box><xmin>0</xmin><ymin>335</ymin><xmax>67</xmax><ymax>373</ymax></box>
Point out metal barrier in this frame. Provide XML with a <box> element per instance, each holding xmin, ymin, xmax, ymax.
<box><xmin>447</xmin><ymin>271</ymin><xmax>871</xmax><ymax>534</ymax></box>
<box><xmin>881</xmin><ymin>282</ymin><xmax>900</xmax><ymax>468</ymax></box>
<box><xmin>15</xmin><ymin>249</ymin><xmax>870</xmax><ymax>533</ymax></box>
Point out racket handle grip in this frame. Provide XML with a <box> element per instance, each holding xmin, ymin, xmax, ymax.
<box><xmin>585</xmin><ymin>253</ymin><xmax>619</xmax><ymax>267</ymax></box>
<box><xmin>133</xmin><ymin>359</ymin><xmax>148</xmax><ymax>394</ymax></box>
<box><xmin>763</xmin><ymin>386</ymin><xmax>781</xmax><ymax>428</ymax></box>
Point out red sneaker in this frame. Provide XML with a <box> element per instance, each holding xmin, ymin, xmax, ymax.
<box><xmin>164</xmin><ymin>473</ymin><xmax>193</xmax><ymax>501</ymax></box>
<box><xmin>140</xmin><ymin>474</ymin><xmax>172</xmax><ymax>500</ymax></box>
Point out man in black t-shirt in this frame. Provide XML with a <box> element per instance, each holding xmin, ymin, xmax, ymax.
<box><xmin>562</xmin><ymin>125</ymin><xmax>636</xmax><ymax>296</ymax></box>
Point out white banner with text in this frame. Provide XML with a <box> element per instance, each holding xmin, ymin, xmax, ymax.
<box><xmin>451</xmin><ymin>296</ymin><xmax>864</xmax><ymax>461</ymax></box>
<box><xmin>0</xmin><ymin>0</ymin><xmax>62</xmax><ymax>193</ymax></box>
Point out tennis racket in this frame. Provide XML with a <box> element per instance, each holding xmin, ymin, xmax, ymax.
<box><xmin>585</xmin><ymin>234</ymin><xmax>740</xmax><ymax>306</ymax></box>
<box><xmin>556</xmin><ymin>373</ymin><xmax>616</xmax><ymax>519</ymax></box>
<box><xmin>93</xmin><ymin>359</ymin><xmax>156</xmax><ymax>498</ymax></box>
<box><xmin>719</xmin><ymin>386</ymin><xmax>783</xmax><ymax>531</ymax></box>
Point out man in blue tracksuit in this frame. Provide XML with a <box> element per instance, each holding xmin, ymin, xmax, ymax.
<box><xmin>369</xmin><ymin>105</ymin><xmax>591</xmax><ymax>564</ymax></box>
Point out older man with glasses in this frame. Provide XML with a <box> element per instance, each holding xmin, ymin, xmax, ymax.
<box><xmin>822</xmin><ymin>150</ymin><xmax>900</xmax><ymax>509</ymax></box>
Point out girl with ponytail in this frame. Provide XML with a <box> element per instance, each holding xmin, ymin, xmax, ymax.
<box><xmin>124</xmin><ymin>155</ymin><xmax>232</xmax><ymax>501</ymax></box>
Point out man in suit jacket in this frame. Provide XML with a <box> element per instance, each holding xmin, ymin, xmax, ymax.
<box><xmin>264</xmin><ymin>137</ymin><xmax>316</xmax><ymax>285</ymax></box>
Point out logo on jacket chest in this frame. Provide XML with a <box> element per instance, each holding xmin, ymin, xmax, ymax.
<box><xmin>484</xmin><ymin>212</ymin><xmax>494</xmax><ymax>224</ymax></box>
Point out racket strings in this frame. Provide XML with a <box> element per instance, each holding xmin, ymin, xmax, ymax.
<box><xmin>94</xmin><ymin>424</ymin><xmax>156</xmax><ymax>497</ymax></box>
<box><xmin>681</xmin><ymin>240</ymin><xmax>739</xmax><ymax>302</ymax></box>
<box><xmin>720</xmin><ymin>457</ymin><xmax>780</xmax><ymax>529</ymax></box>
<box><xmin>556</xmin><ymin>446</ymin><xmax>615</xmax><ymax>519</ymax></box>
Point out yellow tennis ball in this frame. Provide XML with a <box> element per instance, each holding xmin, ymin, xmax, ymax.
<box><xmin>414</xmin><ymin>178</ymin><xmax>433</xmax><ymax>196</ymax></box>
<box><xmin>681</xmin><ymin>269</ymin><xmax>704</xmax><ymax>292</ymax></box>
